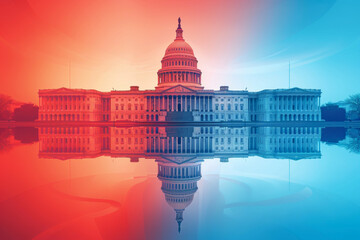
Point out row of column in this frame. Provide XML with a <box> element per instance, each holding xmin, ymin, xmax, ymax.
<box><xmin>274</xmin><ymin>95</ymin><xmax>320</xmax><ymax>111</ymax></box>
<box><xmin>163</xmin><ymin>59</ymin><xmax>196</xmax><ymax>68</ymax></box>
<box><xmin>147</xmin><ymin>136</ymin><xmax>213</xmax><ymax>153</ymax></box>
<box><xmin>41</xmin><ymin>113</ymin><xmax>87</xmax><ymax>121</ymax></box>
<box><xmin>40</xmin><ymin>137</ymin><xmax>90</xmax><ymax>153</ymax></box>
<box><xmin>271</xmin><ymin>137</ymin><xmax>320</xmax><ymax>153</ymax></box>
<box><xmin>40</xmin><ymin>95</ymin><xmax>86</xmax><ymax>111</ymax></box>
<box><xmin>158</xmin><ymin>71</ymin><xmax>200</xmax><ymax>84</ymax></box>
<box><xmin>279</xmin><ymin>113</ymin><xmax>319</xmax><ymax>121</ymax></box>
<box><xmin>147</xmin><ymin>95</ymin><xmax>213</xmax><ymax>112</ymax></box>
<box><xmin>158</xmin><ymin>165</ymin><xmax>201</xmax><ymax>179</ymax></box>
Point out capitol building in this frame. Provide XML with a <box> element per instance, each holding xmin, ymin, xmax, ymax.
<box><xmin>38</xmin><ymin>18</ymin><xmax>321</xmax><ymax>122</ymax></box>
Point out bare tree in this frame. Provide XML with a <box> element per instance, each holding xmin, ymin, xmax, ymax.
<box><xmin>0</xmin><ymin>128</ymin><xmax>11</xmax><ymax>151</ymax></box>
<box><xmin>346</xmin><ymin>94</ymin><xmax>360</xmax><ymax>113</ymax></box>
<box><xmin>0</xmin><ymin>94</ymin><xmax>12</xmax><ymax>120</ymax></box>
<box><xmin>343</xmin><ymin>138</ymin><xmax>360</xmax><ymax>153</ymax></box>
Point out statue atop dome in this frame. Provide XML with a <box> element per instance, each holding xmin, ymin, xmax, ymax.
<box><xmin>178</xmin><ymin>17</ymin><xmax>181</xmax><ymax>29</ymax></box>
<box><xmin>176</xmin><ymin>209</ymin><xmax>184</xmax><ymax>233</ymax></box>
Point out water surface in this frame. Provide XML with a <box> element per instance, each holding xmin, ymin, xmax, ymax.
<box><xmin>0</xmin><ymin>126</ymin><xmax>359</xmax><ymax>240</ymax></box>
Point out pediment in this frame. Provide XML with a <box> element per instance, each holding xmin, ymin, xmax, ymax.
<box><xmin>45</xmin><ymin>87</ymin><xmax>77</xmax><ymax>94</ymax></box>
<box><xmin>260</xmin><ymin>87</ymin><xmax>320</xmax><ymax>95</ymax></box>
<box><xmin>161</xmin><ymin>85</ymin><xmax>197</xmax><ymax>93</ymax></box>
<box><xmin>41</xmin><ymin>87</ymin><xmax>99</xmax><ymax>95</ymax></box>
<box><xmin>287</xmin><ymin>88</ymin><xmax>309</xmax><ymax>93</ymax></box>
<box><xmin>160</xmin><ymin>155</ymin><xmax>199</xmax><ymax>164</ymax></box>
<box><xmin>284</xmin><ymin>87</ymin><xmax>320</xmax><ymax>94</ymax></box>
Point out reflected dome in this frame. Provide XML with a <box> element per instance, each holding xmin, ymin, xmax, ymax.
<box><xmin>157</xmin><ymin>160</ymin><xmax>202</xmax><ymax>232</ymax></box>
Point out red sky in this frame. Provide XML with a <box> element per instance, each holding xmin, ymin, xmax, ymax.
<box><xmin>0</xmin><ymin>0</ymin><xmax>267</xmax><ymax>103</ymax></box>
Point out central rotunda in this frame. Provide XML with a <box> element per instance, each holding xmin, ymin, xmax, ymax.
<box><xmin>156</xmin><ymin>18</ymin><xmax>203</xmax><ymax>91</ymax></box>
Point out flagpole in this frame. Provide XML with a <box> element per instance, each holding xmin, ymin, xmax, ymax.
<box><xmin>288</xmin><ymin>60</ymin><xmax>290</xmax><ymax>89</ymax></box>
<box><xmin>69</xmin><ymin>59</ymin><xmax>71</xmax><ymax>88</ymax></box>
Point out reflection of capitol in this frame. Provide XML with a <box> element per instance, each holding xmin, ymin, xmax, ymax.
<box><xmin>38</xmin><ymin>126</ymin><xmax>320</xmax><ymax>231</ymax></box>
<box><xmin>39</xmin><ymin>126</ymin><xmax>321</xmax><ymax>160</ymax></box>
<box><xmin>157</xmin><ymin>158</ymin><xmax>202</xmax><ymax>232</ymax></box>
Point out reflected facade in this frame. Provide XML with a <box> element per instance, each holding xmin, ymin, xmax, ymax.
<box><xmin>39</xmin><ymin>126</ymin><xmax>321</xmax><ymax>160</ymax></box>
<box><xmin>38</xmin><ymin>126</ymin><xmax>321</xmax><ymax>231</ymax></box>
<box><xmin>3</xmin><ymin>126</ymin><xmax>360</xmax><ymax>238</ymax></box>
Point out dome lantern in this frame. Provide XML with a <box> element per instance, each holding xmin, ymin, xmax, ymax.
<box><xmin>176</xmin><ymin>17</ymin><xmax>183</xmax><ymax>40</ymax></box>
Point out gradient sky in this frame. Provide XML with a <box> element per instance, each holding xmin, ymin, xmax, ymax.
<box><xmin>0</xmin><ymin>0</ymin><xmax>359</xmax><ymax>104</ymax></box>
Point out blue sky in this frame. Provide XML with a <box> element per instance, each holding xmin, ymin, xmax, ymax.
<box><xmin>202</xmin><ymin>0</ymin><xmax>360</xmax><ymax>103</ymax></box>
